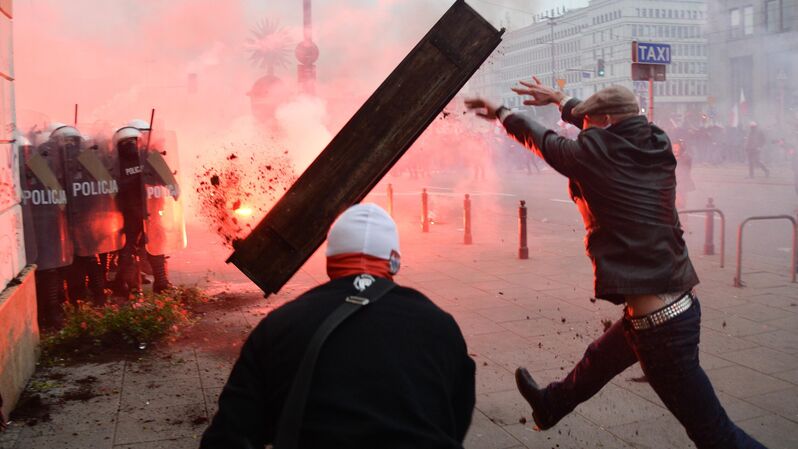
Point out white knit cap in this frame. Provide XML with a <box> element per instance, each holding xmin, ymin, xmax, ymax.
<box><xmin>326</xmin><ymin>203</ymin><xmax>400</xmax><ymax>260</ymax></box>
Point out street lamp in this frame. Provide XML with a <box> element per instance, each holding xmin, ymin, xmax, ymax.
<box><xmin>296</xmin><ymin>0</ymin><xmax>320</xmax><ymax>94</ymax></box>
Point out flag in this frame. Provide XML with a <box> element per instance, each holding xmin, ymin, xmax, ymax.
<box><xmin>739</xmin><ymin>89</ymin><xmax>748</xmax><ymax>115</ymax></box>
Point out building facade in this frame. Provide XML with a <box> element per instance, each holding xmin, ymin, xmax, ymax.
<box><xmin>0</xmin><ymin>0</ymin><xmax>25</xmax><ymax>289</ymax></box>
<box><xmin>469</xmin><ymin>0</ymin><xmax>709</xmax><ymax>123</ymax></box>
<box><xmin>706</xmin><ymin>0</ymin><xmax>797</xmax><ymax>127</ymax></box>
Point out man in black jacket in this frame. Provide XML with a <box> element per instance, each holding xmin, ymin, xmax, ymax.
<box><xmin>466</xmin><ymin>79</ymin><xmax>765</xmax><ymax>449</ymax></box>
<box><xmin>200</xmin><ymin>204</ymin><xmax>475</xmax><ymax>449</ymax></box>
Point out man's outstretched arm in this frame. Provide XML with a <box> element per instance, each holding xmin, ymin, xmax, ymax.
<box><xmin>465</xmin><ymin>97</ymin><xmax>585</xmax><ymax>178</ymax></box>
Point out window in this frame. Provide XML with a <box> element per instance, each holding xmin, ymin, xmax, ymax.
<box><xmin>730</xmin><ymin>8</ymin><xmax>741</xmax><ymax>38</ymax></box>
<box><xmin>743</xmin><ymin>6</ymin><xmax>754</xmax><ymax>35</ymax></box>
<box><xmin>766</xmin><ymin>0</ymin><xmax>781</xmax><ymax>32</ymax></box>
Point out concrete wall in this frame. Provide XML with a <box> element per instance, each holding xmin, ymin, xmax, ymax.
<box><xmin>0</xmin><ymin>265</ymin><xmax>38</xmax><ymax>420</ymax></box>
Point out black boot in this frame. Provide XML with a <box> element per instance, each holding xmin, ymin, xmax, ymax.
<box><xmin>87</xmin><ymin>254</ymin><xmax>108</xmax><ymax>306</ymax></box>
<box><xmin>515</xmin><ymin>367</ymin><xmax>558</xmax><ymax>431</ymax></box>
<box><xmin>36</xmin><ymin>269</ymin><xmax>65</xmax><ymax>330</ymax></box>
<box><xmin>113</xmin><ymin>252</ymin><xmax>142</xmax><ymax>298</ymax></box>
<box><xmin>149</xmin><ymin>254</ymin><xmax>174</xmax><ymax>294</ymax></box>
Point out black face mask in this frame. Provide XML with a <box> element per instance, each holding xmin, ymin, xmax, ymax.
<box><xmin>118</xmin><ymin>140</ymin><xmax>139</xmax><ymax>160</ymax></box>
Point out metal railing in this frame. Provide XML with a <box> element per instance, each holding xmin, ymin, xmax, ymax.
<box><xmin>678</xmin><ymin>206</ymin><xmax>726</xmax><ymax>268</ymax></box>
<box><xmin>734</xmin><ymin>215</ymin><xmax>797</xmax><ymax>287</ymax></box>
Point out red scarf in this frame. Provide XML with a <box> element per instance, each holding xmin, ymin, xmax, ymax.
<box><xmin>327</xmin><ymin>253</ymin><xmax>393</xmax><ymax>281</ymax></box>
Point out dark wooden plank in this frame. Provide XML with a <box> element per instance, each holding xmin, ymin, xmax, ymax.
<box><xmin>228</xmin><ymin>0</ymin><xmax>503</xmax><ymax>295</ymax></box>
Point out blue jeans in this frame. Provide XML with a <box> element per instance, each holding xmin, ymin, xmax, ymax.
<box><xmin>542</xmin><ymin>297</ymin><xmax>766</xmax><ymax>449</ymax></box>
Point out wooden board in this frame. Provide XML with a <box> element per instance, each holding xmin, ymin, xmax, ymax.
<box><xmin>228</xmin><ymin>0</ymin><xmax>503</xmax><ymax>295</ymax></box>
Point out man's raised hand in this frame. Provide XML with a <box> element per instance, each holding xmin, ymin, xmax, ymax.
<box><xmin>511</xmin><ymin>76</ymin><xmax>564</xmax><ymax>107</ymax></box>
<box><xmin>464</xmin><ymin>97</ymin><xmax>502</xmax><ymax>121</ymax></box>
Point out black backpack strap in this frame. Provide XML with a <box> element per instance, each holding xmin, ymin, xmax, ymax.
<box><xmin>274</xmin><ymin>277</ymin><xmax>396</xmax><ymax>449</ymax></box>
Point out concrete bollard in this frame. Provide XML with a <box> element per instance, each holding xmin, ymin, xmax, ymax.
<box><xmin>464</xmin><ymin>194</ymin><xmax>473</xmax><ymax>245</ymax></box>
<box><xmin>519</xmin><ymin>200</ymin><xmax>529</xmax><ymax>259</ymax></box>
<box><xmin>704</xmin><ymin>198</ymin><xmax>715</xmax><ymax>255</ymax></box>
<box><xmin>422</xmin><ymin>188</ymin><xmax>430</xmax><ymax>233</ymax></box>
<box><xmin>387</xmin><ymin>183</ymin><xmax>394</xmax><ymax>217</ymax></box>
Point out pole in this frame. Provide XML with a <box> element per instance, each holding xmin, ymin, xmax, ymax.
<box><xmin>421</xmin><ymin>188</ymin><xmax>429</xmax><ymax>233</ymax></box>
<box><xmin>387</xmin><ymin>183</ymin><xmax>394</xmax><ymax>218</ymax></box>
<box><xmin>73</xmin><ymin>104</ymin><xmax>79</xmax><ymax>127</ymax></box>
<box><xmin>648</xmin><ymin>75</ymin><xmax>654</xmax><ymax>122</ymax></box>
<box><xmin>464</xmin><ymin>194</ymin><xmax>473</xmax><ymax>245</ymax></box>
<box><xmin>518</xmin><ymin>200</ymin><xmax>529</xmax><ymax>259</ymax></box>
<box><xmin>704</xmin><ymin>198</ymin><xmax>715</xmax><ymax>255</ymax></box>
<box><xmin>549</xmin><ymin>17</ymin><xmax>556</xmax><ymax>89</ymax></box>
<box><xmin>303</xmin><ymin>0</ymin><xmax>312</xmax><ymax>42</ymax></box>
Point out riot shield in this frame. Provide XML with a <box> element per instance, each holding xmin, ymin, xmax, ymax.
<box><xmin>19</xmin><ymin>133</ymin><xmax>73</xmax><ymax>270</ymax></box>
<box><xmin>15</xmin><ymin>137</ymin><xmax>38</xmax><ymax>265</ymax></box>
<box><xmin>59</xmin><ymin>127</ymin><xmax>125</xmax><ymax>256</ymax></box>
<box><xmin>142</xmin><ymin>130</ymin><xmax>185</xmax><ymax>255</ymax></box>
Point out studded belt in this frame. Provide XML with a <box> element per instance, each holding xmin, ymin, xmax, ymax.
<box><xmin>626</xmin><ymin>291</ymin><xmax>694</xmax><ymax>331</ymax></box>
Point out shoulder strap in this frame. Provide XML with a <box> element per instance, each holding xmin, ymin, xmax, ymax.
<box><xmin>274</xmin><ymin>277</ymin><xmax>396</xmax><ymax>449</ymax></box>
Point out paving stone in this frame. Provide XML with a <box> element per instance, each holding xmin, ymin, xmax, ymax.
<box><xmin>738</xmin><ymin>413</ymin><xmax>798</xmax><ymax>449</ymax></box>
<box><xmin>723</xmin><ymin>303</ymin><xmax>795</xmax><ymax>323</ymax></box>
<box><xmin>475</xmin><ymin>304</ymin><xmax>535</xmax><ymax>323</ymax></box>
<box><xmin>699</xmin><ymin>328</ymin><xmax>761</xmax><ymax>354</ymax></box>
<box><xmin>484</xmin><ymin>346</ymin><xmax>570</xmax><ymax>374</ymax></box>
<box><xmin>113</xmin><ymin>436</ymin><xmax>201</xmax><ymax>449</ymax></box>
<box><xmin>11</xmin><ymin>429</ymin><xmax>115</xmax><ymax>449</ymax></box>
<box><xmin>475</xmin><ymin>359</ymin><xmax>516</xmax><ymax>396</ymax></box>
<box><xmin>195</xmin><ymin>356</ymin><xmax>233</xmax><ymax>389</ymax></box>
<box><xmin>464</xmin><ymin>410</ymin><xmax>522</xmax><ymax>449</ymax></box>
<box><xmin>124</xmin><ymin>356</ymin><xmax>199</xmax><ymax>384</ymax></box>
<box><xmin>120</xmin><ymin>376</ymin><xmax>204</xmax><ymax>409</ymax></box>
<box><xmin>16</xmin><ymin>394</ymin><xmax>119</xmax><ymax>439</ymax></box>
<box><xmin>719</xmin><ymin>346</ymin><xmax>798</xmax><ymax>374</ymax></box>
<box><xmin>745</xmin><ymin>386</ymin><xmax>798</xmax><ymax>421</ymax></box>
<box><xmin>706</xmin><ymin>365</ymin><xmax>793</xmax><ymax>398</ymax></box>
<box><xmin>773</xmin><ymin>368</ymin><xmax>798</xmax><ymax>385</ymax></box>
<box><xmin>743</xmin><ymin>329</ymin><xmax>798</xmax><ymax>355</ymax></box>
<box><xmin>451</xmin><ymin>312</ymin><xmax>508</xmax><ymax>336</ymax></box>
<box><xmin>571</xmin><ymin>383</ymin><xmax>668</xmax><ymax>428</ymax></box>
<box><xmin>468</xmin><ymin>330</ymin><xmax>534</xmax><ymax>358</ymax></box>
<box><xmin>114</xmin><ymin>402</ymin><xmax>207</xmax><ymax>446</ymax></box>
<box><xmin>607</xmin><ymin>413</ymin><xmax>696</xmax><ymax>449</ymax></box>
<box><xmin>476</xmin><ymin>389</ymin><xmax>533</xmax><ymax>427</ymax></box>
<box><xmin>714</xmin><ymin>392</ymin><xmax>771</xmax><ymax>422</ymax></box>
<box><xmin>503</xmin><ymin>413</ymin><xmax>634</xmax><ymax>449</ymax></box>
<box><xmin>703</xmin><ymin>315</ymin><xmax>775</xmax><ymax>337</ymax></box>
<box><xmin>203</xmin><ymin>387</ymin><xmax>222</xmax><ymax>419</ymax></box>
<box><xmin>499</xmin><ymin>317</ymin><xmax>560</xmax><ymax>338</ymax></box>
<box><xmin>699</xmin><ymin>349</ymin><xmax>738</xmax><ymax>370</ymax></box>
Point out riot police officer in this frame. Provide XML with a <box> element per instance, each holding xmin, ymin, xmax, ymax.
<box><xmin>20</xmin><ymin>128</ymin><xmax>73</xmax><ymax>328</ymax></box>
<box><xmin>125</xmin><ymin>119</ymin><xmax>182</xmax><ymax>293</ymax></box>
<box><xmin>54</xmin><ymin>125</ymin><xmax>124</xmax><ymax>305</ymax></box>
<box><xmin>113</xmin><ymin>123</ymin><xmax>181</xmax><ymax>296</ymax></box>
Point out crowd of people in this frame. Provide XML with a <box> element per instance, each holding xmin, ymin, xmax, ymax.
<box><xmin>18</xmin><ymin>119</ymin><xmax>183</xmax><ymax>329</ymax></box>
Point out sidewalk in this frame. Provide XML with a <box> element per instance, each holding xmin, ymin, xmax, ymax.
<box><xmin>2</xmin><ymin>166</ymin><xmax>798</xmax><ymax>449</ymax></box>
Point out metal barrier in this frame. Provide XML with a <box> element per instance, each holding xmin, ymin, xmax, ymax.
<box><xmin>734</xmin><ymin>215</ymin><xmax>797</xmax><ymax>287</ymax></box>
<box><xmin>678</xmin><ymin>205</ymin><xmax>726</xmax><ymax>268</ymax></box>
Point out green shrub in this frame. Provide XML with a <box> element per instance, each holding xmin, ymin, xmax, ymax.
<box><xmin>43</xmin><ymin>286</ymin><xmax>208</xmax><ymax>355</ymax></box>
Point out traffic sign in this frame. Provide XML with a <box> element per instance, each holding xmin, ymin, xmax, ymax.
<box><xmin>634</xmin><ymin>41</ymin><xmax>671</xmax><ymax>64</ymax></box>
<box><xmin>632</xmin><ymin>63</ymin><xmax>666</xmax><ymax>81</ymax></box>
<box><xmin>556</xmin><ymin>78</ymin><xmax>566</xmax><ymax>89</ymax></box>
